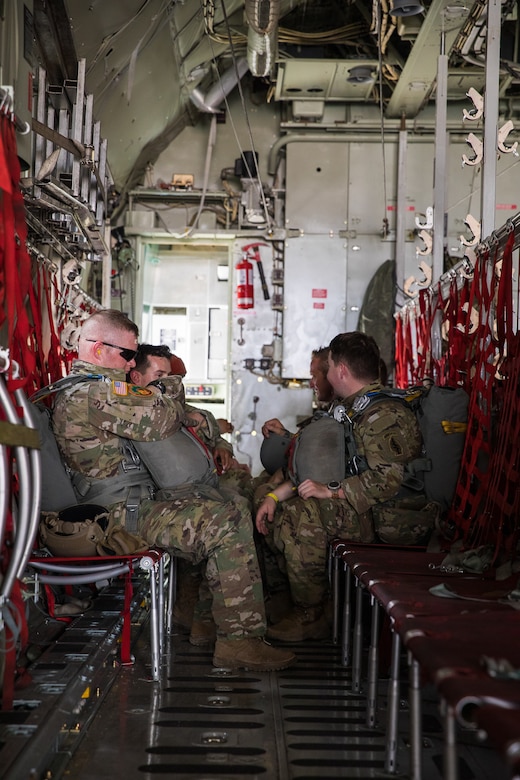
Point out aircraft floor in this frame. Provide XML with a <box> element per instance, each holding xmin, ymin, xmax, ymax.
<box><xmin>64</xmin><ymin>628</ymin><xmax>503</xmax><ymax>780</ymax></box>
<box><xmin>0</xmin><ymin>574</ymin><xmax>508</xmax><ymax>780</ymax></box>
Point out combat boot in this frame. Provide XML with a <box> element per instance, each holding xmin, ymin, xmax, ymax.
<box><xmin>266</xmin><ymin>605</ymin><xmax>330</xmax><ymax>642</ymax></box>
<box><xmin>189</xmin><ymin>617</ymin><xmax>217</xmax><ymax>648</ymax></box>
<box><xmin>213</xmin><ymin>637</ymin><xmax>296</xmax><ymax>671</ymax></box>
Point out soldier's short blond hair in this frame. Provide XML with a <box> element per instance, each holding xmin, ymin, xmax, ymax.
<box><xmin>81</xmin><ymin>310</ymin><xmax>139</xmax><ymax>343</ymax></box>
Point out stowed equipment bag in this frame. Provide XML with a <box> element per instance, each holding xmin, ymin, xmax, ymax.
<box><xmin>39</xmin><ymin>504</ymin><xmax>109</xmax><ymax>556</ymax></box>
<box><xmin>39</xmin><ymin>504</ymin><xmax>149</xmax><ymax>557</ymax></box>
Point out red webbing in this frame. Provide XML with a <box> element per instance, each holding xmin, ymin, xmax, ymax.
<box><xmin>42</xmin><ymin>266</ymin><xmax>65</xmax><ymax>384</ymax></box>
<box><xmin>394</xmin><ymin>312</ymin><xmax>405</xmax><ymax>387</ymax></box>
<box><xmin>0</xmin><ymin>116</ymin><xmax>35</xmax><ymax>391</ymax></box>
<box><xmin>478</xmin><ymin>333</ymin><xmax>520</xmax><ymax>554</ymax></box>
<box><xmin>447</xmin><ymin>235</ymin><xmax>517</xmax><ymax>550</ymax></box>
<box><xmin>415</xmin><ymin>289</ymin><xmax>432</xmax><ymax>381</ymax></box>
<box><xmin>394</xmin><ymin>307</ymin><xmax>415</xmax><ymax>388</ymax></box>
<box><xmin>447</xmin><ymin>249</ymin><xmax>497</xmax><ymax>538</ymax></box>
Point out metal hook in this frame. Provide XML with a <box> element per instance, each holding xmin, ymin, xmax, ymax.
<box><xmin>415</xmin><ymin>206</ymin><xmax>433</xmax><ymax>230</ymax></box>
<box><xmin>462</xmin><ymin>87</ymin><xmax>484</xmax><ymax>121</ymax></box>
<box><xmin>460</xmin><ymin>213</ymin><xmax>481</xmax><ymax>247</ymax></box>
<box><xmin>460</xmin><ymin>255</ymin><xmax>475</xmax><ymax>278</ymax></box>
<box><xmin>416</xmin><ymin>229</ymin><xmax>433</xmax><ymax>256</ymax></box>
<box><xmin>497</xmin><ymin>120</ymin><xmax>519</xmax><ymax>156</ymax></box>
<box><xmin>462</xmin><ymin>133</ymin><xmax>483</xmax><ymax>167</ymax></box>
<box><xmin>404</xmin><ymin>259</ymin><xmax>433</xmax><ymax>298</ymax></box>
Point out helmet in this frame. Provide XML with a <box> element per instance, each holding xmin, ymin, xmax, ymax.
<box><xmin>170</xmin><ymin>354</ymin><xmax>187</xmax><ymax>377</ymax></box>
<box><xmin>39</xmin><ymin>504</ymin><xmax>109</xmax><ymax>557</ymax></box>
<box><xmin>260</xmin><ymin>431</ymin><xmax>292</xmax><ymax>475</ymax></box>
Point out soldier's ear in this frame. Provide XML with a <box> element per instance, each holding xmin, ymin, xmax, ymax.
<box><xmin>128</xmin><ymin>369</ymin><xmax>139</xmax><ymax>384</ymax></box>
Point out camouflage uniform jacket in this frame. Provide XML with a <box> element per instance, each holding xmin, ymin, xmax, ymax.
<box><xmin>185</xmin><ymin>404</ymin><xmax>233</xmax><ymax>456</ymax></box>
<box><xmin>52</xmin><ymin>360</ymin><xmax>185</xmax><ymax>481</ymax></box>
<box><xmin>331</xmin><ymin>381</ymin><xmax>423</xmax><ymax>515</ymax></box>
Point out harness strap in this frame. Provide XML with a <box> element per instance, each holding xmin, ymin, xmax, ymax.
<box><xmin>125</xmin><ymin>485</ymin><xmax>143</xmax><ymax>533</ymax></box>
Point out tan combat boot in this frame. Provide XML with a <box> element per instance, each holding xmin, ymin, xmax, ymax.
<box><xmin>213</xmin><ymin>637</ymin><xmax>297</xmax><ymax>671</ymax></box>
<box><xmin>189</xmin><ymin>617</ymin><xmax>217</xmax><ymax>648</ymax></box>
<box><xmin>266</xmin><ymin>605</ymin><xmax>330</xmax><ymax>642</ymax></box>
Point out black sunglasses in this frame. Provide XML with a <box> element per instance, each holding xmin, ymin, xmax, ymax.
<box><xmin>85</xmin><ymin>339</ymin><xmax>138</xmax><ymax>362</ymax></box>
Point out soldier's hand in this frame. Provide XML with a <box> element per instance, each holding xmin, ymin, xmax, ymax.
<box><xmin>297</xmin><ymin>479</ymin><xmax>327</xmax><ymax>500</ymax></box>
<box><xmin>217</xmin><ymin>418</ymin><xmax>234</xmax><ymax>434</ymax></box>
<box><xmin>255</xmin><ymin>497</ymin><xmax>276</xmax><ymax>535</ymax></box>
<box><xmin>215</xmin><ymin>447</ymin><xmax>233</xmax><ymax>472</ymax></box>
<box><xmin>261</xmin><ymin>418</ymin><xmax>286</xmax><ymax>438</ymax></box>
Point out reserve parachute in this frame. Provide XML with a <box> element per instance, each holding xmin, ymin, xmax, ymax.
<box><xmin>288</xmin><ymin>384</ymin><xmax>469</xmax><ymax>512</ymax></box>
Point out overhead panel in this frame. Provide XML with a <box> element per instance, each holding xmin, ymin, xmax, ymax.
<box><xmin>385</xmin><ymin>0</ymin><xmax>472</xmax><ymax>119</ymax></box>
<box><xmin>274</xmin><ymin>59</ymin><xmax>379</xmax><ymax>102</ymax></box>
<box><xmin>447</xmin><ymin>70</ymin><xmax>486</xmax><ymax>98</ymax></box>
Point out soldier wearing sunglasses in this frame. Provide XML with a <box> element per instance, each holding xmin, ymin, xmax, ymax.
<box><xmin>52</xmin><ymin>309</ymin><xmax>295</xmax><ymax>674</ymax></box>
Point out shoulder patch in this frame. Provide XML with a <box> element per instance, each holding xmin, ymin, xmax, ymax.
<box><xmin>112</xmin><ymin>380</ymin><xmax>129</xmax><ymax>396</ymax></box>
<box><xmin>129</xmin><ymin>385</ymin><xmax>154</xmax><ymax>397</ymax></box>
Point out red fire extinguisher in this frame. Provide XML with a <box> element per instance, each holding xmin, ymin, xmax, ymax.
<box><xmin>236</xmin><ymin>254</ymin><xmax>254</xmax><ymax>309</ymax></box>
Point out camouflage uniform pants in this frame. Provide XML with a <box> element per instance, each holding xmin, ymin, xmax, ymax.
<box><xmin>167</xmin><ymin>477</ymin><xmax>272</xmax><ymax>626</ymax></box>
<box><xmin>134</xmin><ymin>493</ymin><xmax>266</xmax><ymax>639</ymax></box>
<box><xmin>219</xmin><ymin>470</ymin><xmax>273</xmax><ymax>509</ymax></box>
<box><xmin>266</xmin><ymin>496</ymin><xmax>371</xmax><ymax>607</ymax></box>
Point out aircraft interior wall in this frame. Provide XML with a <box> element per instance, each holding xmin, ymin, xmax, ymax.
<box><xmin>3</xmin><ymin>1</ymin><xmax>520</xmax><ymax>777</ymax></box>
<box><xmin>122</xmin><ymin>89</ymin><xmax>520</xmax><ymax>473</ymax></box>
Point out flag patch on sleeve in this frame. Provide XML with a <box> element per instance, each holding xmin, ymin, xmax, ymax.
<box><xmin>112</xmin><ymin>380</ymin><xmax>129</xmax><ymax>396</ymax></box>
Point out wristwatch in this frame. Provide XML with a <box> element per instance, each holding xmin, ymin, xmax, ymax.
<box><xmin>328</xmin><ymin>480</ymin><xmax>341</xmax><ymax>499</ymax></box>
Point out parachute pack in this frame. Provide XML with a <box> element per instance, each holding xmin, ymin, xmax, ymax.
<box><xmin>288</xmin><ymin>384</ymin><xmax>469</xmax><ymax>512</ymax></box>
<box><xmin>29</xmin><ymin>375</ymin><xmax>218</xmax><ymax>558</ymax></box>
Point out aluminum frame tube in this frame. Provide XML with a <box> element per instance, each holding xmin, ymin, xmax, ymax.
<box><xmin>481</xmin><ymin>0</ymin><xmax>501</xmax><ymax>239</ymax></box>
<box><xmin>13</xmin><ymin>387</ymin><xmax>42</xmax><ymax>582</ymax></box>
<box><xmin>396</xmin><ymin>121</ymin><xmax>408</xmax><ymax>310</ymax></box>
<box><xmin>433</xmin><ymin>49</ymin><xmax>448</xmax><ymax>283</ymax></box>
<box><xmin>0</xmin><ymin>374</ymin><xmax>32</xmax><ymax>602</ymax></box>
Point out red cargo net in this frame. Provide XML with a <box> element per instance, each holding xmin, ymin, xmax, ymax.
<box><xmin>395</xmin><ymin>230</ymin><xmax>519</xmax><ymax>556</ymax></box>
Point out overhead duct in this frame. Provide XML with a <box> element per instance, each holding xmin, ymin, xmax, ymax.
<box><xmin>245</xmin><ymin>0</ymin><xmax>280</xmax><ymax>35</ymax></box>
<box><xmin>189</xmin><ymin>58</ymin><xmax>249</xmax><ymax>113</ymax></box>
<box><xmin>247</xmin><ymin>28</ymin><xmax>277</xmax><ymax>77</ymax></box>
<box><xmin>245</xmin><ymin>0</ymin><xmax>279</xmax><ymax>77</ymax></box>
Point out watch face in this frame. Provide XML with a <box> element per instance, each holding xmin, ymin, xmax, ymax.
<box><xmin>328</xmin><ymin>481</ymin><xmax>340</xmax><ymax>490</ymax></box>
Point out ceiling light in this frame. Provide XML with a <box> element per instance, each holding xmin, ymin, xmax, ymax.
<box><xmin>347</xmin><ymin>66</ymin><xmax>375</xmax><ymax>85</ymax></box>
<box><xmin>391</xmin><ymin>0</ymin><xmax>425</xmax><ymax>17</ymax></box>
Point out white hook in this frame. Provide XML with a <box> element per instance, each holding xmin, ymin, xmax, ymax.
<box><xmin>497</xmin><ymin>120</ymin><xmax>519</xmax><ymax>156</ymax></box>
<box><xmin>462</xmin><ymin>133</ymin><xmax>483</xmax><ymax>167</ymax></box>
<box><xmin>462</xmin><ymin>87</ymin><xmax>484</xmax><ymax>121</ymax></box>
<box><xmin>460</xmin><ymin>213</ymin><xmax>481</xmax><ymax>247</ymax></box>
<box><xmin>415</xmin><ymin>206</ymin><xmax>433</xmax><ymax>230</ymax></box>
<box><xmin>416</xmin><ymin>229</ymin><xmax>433</xmax><ymax>256</ymax></box>
<box><xmin>404</xmin><ymin>259</ymin><xmax>433</xmax><ymax>298</ymax></box>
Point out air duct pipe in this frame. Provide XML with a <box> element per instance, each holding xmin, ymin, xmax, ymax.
<box><xmin>247</xmin><ymin>28</ymin><xmax>277</xmax><ymax>77</ymax></box>
<box><xmin>245</xmin><ymin>0</ymin><xmax>280</xmax><ymax>34</ymax></box>
<box><xmin>189</xmin><ymin>58</ymin><xmax>249</xmax><ymax>113</ymax></box>
<box><xmin>245</xmin><ymin>0</ymin><xmax>279</xmax><ymax>77</ymax></box>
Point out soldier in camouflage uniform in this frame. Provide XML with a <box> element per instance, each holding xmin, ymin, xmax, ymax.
<box><xmin>130</xmin><ymin>343</ymin><xmax>255</xmax><ymax>501</ymax></box>
<box><xmin>255</xmin><ymin>331</ymin><xmax>438</xmax><ymax>643</ymax></box>
<box><xmin>52</xmin><ymin>309</ymin><xmax>295</xmax><ymax>672</ymax></box>
<box><xmin>128</xmin><ymin>343</ymin><xmax>258</xmax><ymax>646</ymax></box>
